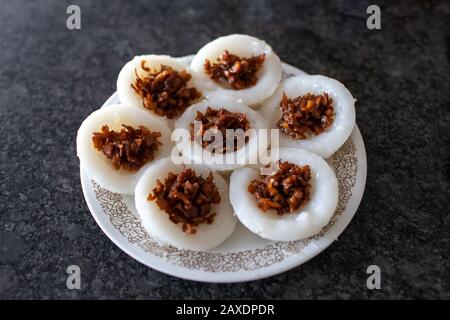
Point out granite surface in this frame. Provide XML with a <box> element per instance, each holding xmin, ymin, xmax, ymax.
<box><xmin>0</xmin><ymin>0</ymin><xmax>448</xmax><ymax>299</ymax></box>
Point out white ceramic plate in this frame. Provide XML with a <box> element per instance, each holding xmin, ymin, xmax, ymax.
<box><xmin>80</xmin><ymin>56</ymin><xmax>367</xmax><ymax>283</ymax></box>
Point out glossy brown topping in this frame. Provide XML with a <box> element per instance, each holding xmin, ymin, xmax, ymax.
<box><xmin>204</xmin><ymin>50</ymin><xmax>265</xmax><ymax>90</ymax></box>
<box><xmin>131</xmin><ymin>61</ymin><xmax>201</xmax><ymax>119</ymax></box>
<box><xmin>248</xmin><ymin>161</ymin><xmax>311</xmax><ymax>215</ymax></box>
<box><xmin>190</xmin><ymin>107</ymin><xmax>251</xmax><ymax>153</ymax></box>
<box><xmin>278</xmin><ymin>92</ymin><xmax>334</xmax><ymax>139</ymax></box>
<box><xmin>92</xmin><ymin>124</ymin><xmax>161</xmax><ymax>171</ymax></box>
<box><xmin>147</xmin><ymin>168</ymin><xmax>221</xmax><ymax>234</ymax></box>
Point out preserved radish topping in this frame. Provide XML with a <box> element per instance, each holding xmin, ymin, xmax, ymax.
<box><xmin>147</xmin><ymin>168</ymin><xmax>221</xmax><ymax>235</ymax></box>
<box><xmin>204</xmin><ymin>50</ymin><xmax>265</xmax><ymax>90</ymax></box>
<box><xmin>92</xmin><ymin>124</ymin><xmax>162</xmax><ymax>171</ymax></box>
<box><xmin>278</xmin><ymin>92</ymin><xmax>334</xmax><ymax>139</ymax></box>
<box><xmin>131</xmin><ymin>61</ymin><xmax>201</xmax><ymax>118</ymax></box>
<box><xmin>190</xmin><ymin>107</ymin><xmax>251</xmax><ymax>153</ymax></box>
<box><xmin>248</xmin><ymin>161</ymin><xmax>311</xmax><ymax>215</ymax></box>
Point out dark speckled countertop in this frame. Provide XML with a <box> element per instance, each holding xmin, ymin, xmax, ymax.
<box><xmin>0</xmin><ymin>0</ymin><xmax>448</xmax><ymax>299</ymax></box>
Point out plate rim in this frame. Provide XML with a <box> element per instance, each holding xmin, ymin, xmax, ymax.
<box><xmin>80</xmin><ymin>57</ymin><xmax>367</xmax><ymax>283</ymax></box>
